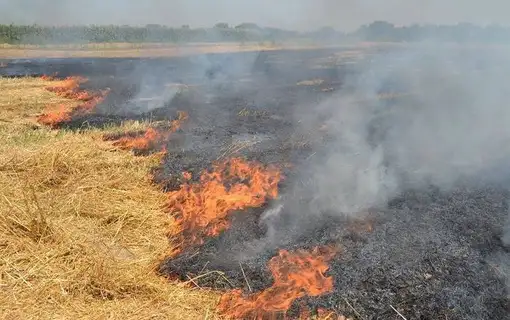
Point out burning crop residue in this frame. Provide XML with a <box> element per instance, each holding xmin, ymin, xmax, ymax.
<box><xmin>104</xmin><ymin>111</ymin><xmax>189</xmax><ymax>154</ymax></box>
<box><xmin>18</xmin><ymin>48</ymin><xmax>510</xmax><ymax>320</ymax></box>
<box><xmin>167</xmin><ymin>158</ymin><xmax>282</xmax><ymax>256</ymax></box>
<box><xmin>37</xmin><ymin>93</ymin><xmax>109</xmax><ymax>128</ymax></box>
<box><xmin>112</xmin><ymin>127</ymin><xmax>164</xmax><ymax>151</ymax></box>
<box><xmin>217</xmin><ymin>246</ymin><xmax>339</xmax><ymax>319</ymax></box>
<box><xmin>44</xmin><ymin>76</ymin><xmax>90</xmax><ymax>100</ymax></box>
<box><xmin>37</xmin><ymin>75</ymin><xmax>110</xmax><ymax>128</ymax></box>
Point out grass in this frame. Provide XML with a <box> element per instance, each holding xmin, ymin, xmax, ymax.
<box><xmin>0</xmin><ymin>77</ymin><xmax>220</xmax><ymax>319</ymax></box>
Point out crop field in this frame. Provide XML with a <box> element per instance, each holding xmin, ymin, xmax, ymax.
<box><xmin>1</xmin><ymin>44</ymin><xmax>510</xmax><ymax>320</ymax></box>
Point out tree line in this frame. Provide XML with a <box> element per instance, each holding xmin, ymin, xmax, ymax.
<box><xmin>0</xmin><ymin>23</ymin><xmax>299</xmax><ymax>45</ymax></box>
<box><xmin>355</xmin><ymin>21</ymin><xmax>510</xmax><ymax>43</ymax></box>
<box><xmin>1</xmin><ymin>21</ymin><xmax>510</xmax><ymax>45</ymax></box>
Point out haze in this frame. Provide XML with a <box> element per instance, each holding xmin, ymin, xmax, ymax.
<box><xmin>1</xmin><ymin>0</ymin><xmax>509</xmax><ymax>32</ymax></box>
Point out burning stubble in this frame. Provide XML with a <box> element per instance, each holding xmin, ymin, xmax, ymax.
<box><xmin>17</xmin><ymin>44</ymin><xmax>510</xmax><ymax>318</ymax></box>
<box><xmin>248</xmin><ymin>44</ymin><xmax>510</xmax><ymax>316</ymax></box>
<box><xmin>104</xmin><ymin>110</ymin><xmax>189</xmax><ymax>154</ymax></box>
<box><xmin>217</xmin><ymin>246</ymin><xmax>338</xmax><ymax>319</ymax></box>
<box><xmin>37</xmin><ymin>75</ymin><xmax>110</xmax><ymax>128</ymax></box>
<box><xmin>167</xmin><ymin>158</ymin><xmax>281</xmax><ymax>256</ymax></box>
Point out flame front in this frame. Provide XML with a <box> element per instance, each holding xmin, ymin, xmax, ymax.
<box><xmin>37</xmin><ymin>76</ymin><xmax>110</xmax><ymax>128</ymax></box>
<box><xmin>110</xmin><ymin>111</ymin><xmax>188</xmax><ymax>152</ymax></box>
<box><xmin>217</xmin><ymin>246</ymin><xmax>339</xmax><ymax>319</ymax></box>
<box><xmin>44</xmin><ymin>76</ymin><xmax>93</xmax><ymax>100</ymax></box>
<box><xmin>167</xmin><ymin>158</ymin><xmax>281</xmax><ymax>254</ymax></box>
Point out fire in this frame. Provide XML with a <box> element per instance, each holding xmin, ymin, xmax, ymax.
<box><xmin>45</xmin><ymin>76</ymin><xmax>85</xmax><ymax>90</ymax></box>
<box><xmin>37</xmin><ymin>75</ymin><xmax>110</xmax><ymax>128</ymax></box>
<box><xmin>167</xmin><ymin>158</ymin><xmax>281</xmax><ymax>253</ymax></box>
<box><xmin>44</xmin><ymin>76</ymin><xmax>94</xmax><ymax>101</ymax></box>
<box><xmin>37</xmin><ymin>91</ymin><xmax>109</xmax><ymax>128</ymax></box>
<box><xmin>114</xmin><ymin>127</ymin><xmax>161</xmax><ymax>151</ymax></box>
<box><xmin>40</xmin><ymin>73</ymin><xmax>59</xmax><ymax>81</ymax></box>
<box><xmin>217</xmin><ymin>246</ymin><xmax>339</xmax><ymax>319</ymax></box>
<box><xmin>36</xmin><ymin>105</ymin><xmax>72</xmax><ymax>126</ymax></box>
<box><xmin>71</xmin><ymin>90</ymin><xmax>110</xmax><ymax>114</ymax></box>
<box><xmin>109</xmin><ymin>111</ymin><xmax>188</xmax><ymax>153</ymax></box>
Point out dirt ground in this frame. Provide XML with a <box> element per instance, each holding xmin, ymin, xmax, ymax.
<box><xmin>0</xmin><ymin>77</ymin><xmax>220</xmax><ymax>320</ymax></box>
<box><xmin>0</xmin><ymin>42</ymin><xmax>336</xmax><ymax>59</ymax></box>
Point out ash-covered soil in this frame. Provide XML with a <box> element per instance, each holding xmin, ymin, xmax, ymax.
<box><xmin>3</xmin><ymin>47</ymin><xmax>510</xmax><ymax>319</ymax></box>
<box><xmin>1</xmin><ymin>48</ymin><xmax>369</xmax><ymax>130</ymax></box>
<box><xmin>161</xmin><ymin>177</ymin><xmax>510</xmax><ymax>319</ymax></box>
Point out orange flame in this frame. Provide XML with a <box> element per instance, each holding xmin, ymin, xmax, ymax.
<box><xmin>113</xmin><ymin>127</ymin><xmax>161</xmax><ymax>151</ymax></box>
<box><xmin>110</xmin><ymin>111</ymin><xmax>188</xmax><ymax>152</ymax></box>
<box><xmin>44</xmin><ymin>76</ymin><xmax>93</xmax><ymax>101</ymax></box>
<box><xmin>37</xmin><ymin>90</ymin><xmax>109</xmax><ymax>128</ymax></box>
<box><xmin>217</xmin><ymin>246</ymin><xmax>339</xmax><ymax>319</ymax></box>
<box><xmin>37</xmin><ymin>75</ymin><xmax>110</xmax><ymax>128</ymax></box>
<box><xmin>72</xmin><ymin>90</ymin><xmax>110</xmax><ymax>114</ymax></box>
<box><xmin>40</xmin><ymin>73</ymin><xmax>59</xmax><ymax>81</ymax></box>
<box><xmin>36</xmin><ymin>105</ymin><xmax>72</xmax><ymax>126</ymax></box>
<box><xmin>167</xmin><ymin>158</ymin><xmax>281</xmax><ymax>254</ymax></box>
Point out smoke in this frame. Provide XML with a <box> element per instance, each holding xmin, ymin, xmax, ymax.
<box><xmin>258</xmin><ymin>44</ymin><xmax>510</xmax><ymax>249</ymax></box>
<box><xmin>504</xmin><ymin>203</ymin><xmax>510</xmax><ymax>246</ymax></box>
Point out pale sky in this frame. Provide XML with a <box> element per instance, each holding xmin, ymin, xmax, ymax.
<box><xmin>0</xmin><ymin>0</ymin><xmax>509</xmax><ymax>32</ymax></box>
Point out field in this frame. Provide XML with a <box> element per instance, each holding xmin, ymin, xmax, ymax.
<box><xmin>1</xmin><ymin>45</ymin><xmax>510</xmax><ymax>320</ymax></box>
<box><xmin>0</xmin><ymin>77</ymin><xmax>221</xmax><ymax>319</ymax></box>
<box><xmin>0</xmin><ymin>42</ymin><xmax>364</xmax><ymax>59</ymax></box>
<box><xmin>0</xmin><ymin>43</ymin><xmax>281</xmax><ymax>59</ymax></box>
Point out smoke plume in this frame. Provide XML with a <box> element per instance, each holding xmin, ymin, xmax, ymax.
<box><xmin>504</xmin><ymin>204</ymin><xmax>510</xmax><ymax>246</ymax></box>
<box><xmin>259</xmin><ymin>44</ymin><xmax>510</xmax><ymax>250</ymax></box>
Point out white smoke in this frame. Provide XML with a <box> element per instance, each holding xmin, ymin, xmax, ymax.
<box><xmin>262</xmin><ymin>43</ymin><xmax>510</xmax><ymax>229</ymax></box>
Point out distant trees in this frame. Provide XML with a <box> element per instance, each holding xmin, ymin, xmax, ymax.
<box><xmin>1</xmin><ymin>22</ymin><xmax>510</xmax><ymax>45</ymax></box>
<box><xmin>354</xmin><ymin>21</ymin><xmax>510</xmax><ymax>43</ymax></box>
<box><xmin>214</xmin><ymin>22</ymin><xmax>229</xmax><ymax>29</ymax></box>
<box><xmin>0</xmin><ymin>24</ymin><xmax>262</xmax><ymax>45</ymax></box>
<box><xmin>235</xmin><ymin>23</ymin><xmax>260</xmax><ymax>30</ymax></box>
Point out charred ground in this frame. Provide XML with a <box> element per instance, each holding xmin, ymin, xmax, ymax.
<box><xmin>3</xmin><ymin>46</ymin><xmax>510</xmax><ymax>319</ymax></box>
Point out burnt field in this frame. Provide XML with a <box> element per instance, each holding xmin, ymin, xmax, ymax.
<box><xmin>3</xmin><ymin>46</ymin><xmax>510</xmax><ymax>319</ymax></box>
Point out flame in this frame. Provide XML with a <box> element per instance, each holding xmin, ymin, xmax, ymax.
<box><xmin>37</xmin><ymin>75</ymin><xmax>110</xmax><ymax>128</ymax></box>
<box><xmin>44</xmin><ymin>76</ymin><xmax>93</xmax><ymax>100</ymax></box>
<box><xmin>217</xmin><ymin>246</ymin><xmax>339</xmax><ymax>320</ymax></box>
<box><xmin>72</xmin><ymin>90</ymin><xmax>110</xmax><ymax>113</ymax></box>
<box><xmin>167</xmin><ymin>158</ymin><xmax>281</xmax><ymax>254</ymax></box>
<box><xmin>40</xmin><ymin>73</ymin><xmax>59</xmax><ymax>81</ymax></box>
<box><xmin>114</xmin><ymin>127</ymin><xmax>161</xmax><ymax>151</ymax></box>
<box><xmin>37</xmin><ymin>90</ymin><xmax>109</xmax><ymax>128</ymax></box>
<box><xmin>109</xmin><ymin>111</ymin><xmax>188</xmax><ymax>153</ymax></box>
<box><xmin>36</xmin><ymin>104</ymin><xmax>72</xmax><ymax>126</ymax></box>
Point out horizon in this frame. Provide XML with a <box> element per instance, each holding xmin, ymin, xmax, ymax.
<box><xmin>0</xmin><ymin>20</ymin><xmax>507</xmax><ymax>33</ymax></box>
<box><xmin>1</xmin><ymin>0</ymin><xmax>510</xmax><ymax>32</ymax></box>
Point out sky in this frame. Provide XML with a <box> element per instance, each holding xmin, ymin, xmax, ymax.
<box><xmin>0</xmin><ymin>0</ymin><xmax>509</xmax><ymax>32</ymax></box>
